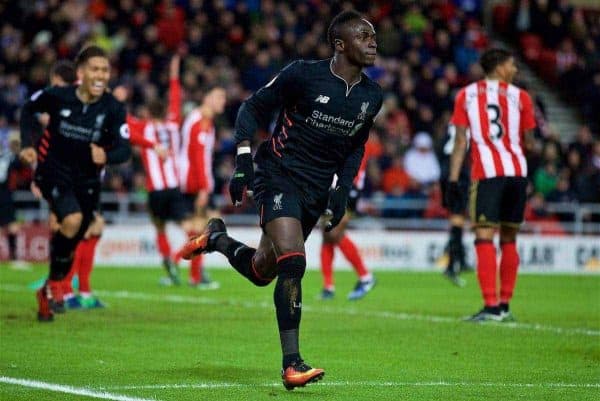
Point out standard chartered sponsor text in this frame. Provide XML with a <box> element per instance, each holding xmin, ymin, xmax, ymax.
<box><xmin>59</xmin><ymin>120</ymin><xmax>94</xmax><ymax>140</ymax></box>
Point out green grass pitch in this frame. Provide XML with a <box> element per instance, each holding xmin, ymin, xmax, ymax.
<box><xmin>0</xmin><ymin>264</ymin><xmax>598</xmax><ymax>401</ymax></box>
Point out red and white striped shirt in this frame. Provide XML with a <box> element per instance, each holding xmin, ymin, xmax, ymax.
<box><xmin>450</xmin><ymin>79</ymin><xmax>536</xmax><ymax>180</ymax></box>
<box><xmin>128</xmin><ymin>79</ymin><xmax>182</xmax><ymax>192</ymax></box>
<box><xmin>179</xmin><ymin>109</ymin><xmax>215</xmax><ymax>194</ymax></box>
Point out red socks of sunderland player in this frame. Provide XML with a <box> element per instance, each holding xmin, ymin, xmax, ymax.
<box><xmin>190</xmin><ymin>254</ymin><xmax>203</xmax><ymax>284</ymax></box>
<box><xmin>500</xmin><ymin>241</ymin><xmax>519</xmax><ymax>304</ymax></box>
<box><xmin>62</xmin><ymin>242</ymin><xmax>83</xmax><ymax>295</ymax></box>
<box><xmin>320</xmin><ymin>243</ymin><xmax>334</xmax><ymax>290</ymax></box>
<box><xmin>475</xmin><ymin>240</ymin><xmax>521</xmax><ymax>307</ymax></box>
<box><xmin>60</xmin><ymin>236</ymin><xmax>100</xmax><ymax>296</ymax></box>
<box><xmin>475</xmin><ymin>239</ymin><xmax>498</xmax><ymax>307</ymax></box>
<box><xmin>157</xmin><ymin>232</ymin><xmax>171</xmax><ymax>260</ymax></box>
<box><xmin>320</xmin><ymin>236</ymin><xmax>371</xmax><ymax>290</ymax></box>
<box><xmin>175</xmin><ymin>231</ymin><xmax>204</xmax><ymax>284</ymax></box>
<box><xmin>338</xmin><ymin>236</ymin><xmax>370</xmax><ymax>280</ymax></box>
<box><xmin>78</xmin><ymin>236</ymin><xmax>100</xmax><ymax>294</ymax></box>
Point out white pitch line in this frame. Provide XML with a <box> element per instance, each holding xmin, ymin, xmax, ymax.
<box><xmin>94</xmin><ymin>289</ymin><xmax>600</xmax><ymax>337</ymax></box>
<box><xmin>0</xmin><ymin>376</ymin><xmax>160</xmax><ymax>401</ymax></box>
<box><xmin>106</xmin><ymin>381</ymin><xmax>600</xmax><ymax>390</ymax></box>
<box><xmin>1</xmin><ymin>284</ymin><xmax>599</xmax><ymax>337</ymax></box>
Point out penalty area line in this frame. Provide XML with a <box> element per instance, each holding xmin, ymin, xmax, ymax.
<box><xmin>106</xmin><ymin>381</ymin><xmax>600</xmax><ymax>390</ymax></box>
<box><xmin>0</xmin><ymin>376</ymin><xmax>160</xmax><ymax>401</ymax></box>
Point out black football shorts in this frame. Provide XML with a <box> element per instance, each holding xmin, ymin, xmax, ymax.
<box><xmin>253</xmin><ymin>160</ymin><xmax>328</xmax><ymax>240</ymax></box>
<box><xmin>469</xmin><ymin>176</ymin><xmax>528</xmax><ymax>227</ymax></box>
<box><xmin>35</xmin><ymin>173</ymin><xmax>100</xmax><ymax>222</ymax></box>
<box><xmin>148</xmin><ymin>188</ymin><xmax>192</xmax><ymax>222</ymax></box>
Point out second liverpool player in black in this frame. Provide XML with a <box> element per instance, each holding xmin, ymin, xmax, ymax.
<box><xmin>19</xmin><ymin>46</ymin><xmax>131</xmax><ymax>322</ymax></box>
<box><xmin>181</xmin><ymin>10</ymin><xmax>382</xmax><ymax>389</ymax></box>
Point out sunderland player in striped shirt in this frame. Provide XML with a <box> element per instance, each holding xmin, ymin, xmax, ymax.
<box><xmin>180</xmin><ymin>10</ymin><xmax>382</xmax><ymax>389</ymax></box>
<box><xmin>447</xmin><ymin>48</ymin><xmax>536</xmax><ymax>322</ymax></box>
<box><xmin>174</xmin><ymin>86</ymin><xmax>227</xmax><ymax>289</ymax></box>
<box><xmin>126</xmin><ymin>54</ymin><xmax>192</xmax><ymax>285</ymax></box>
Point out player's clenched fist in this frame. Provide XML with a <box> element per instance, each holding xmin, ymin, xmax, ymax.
<box><xmin>19</xmin><ymin>147</ymin><xmax>37</xmax><ymax>166</ymax></box>
<box><xmin>90</xmin><ymin>143</ymin><xmax>107</xmax><ymax>165</ymax></box>
<box><xmin>229</xmin><ymin>152</ymin><xmax>254</xmax><ymax>207</ymax></box>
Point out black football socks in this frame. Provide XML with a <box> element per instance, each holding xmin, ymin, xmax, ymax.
<box><xmin>274</xmin><ymin>254</ymin><xmax>306</xmax><ymax>368</ymax></box>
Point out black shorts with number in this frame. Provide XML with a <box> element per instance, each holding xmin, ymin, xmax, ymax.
<box><xmin>441</xmin><ymin>177</ymin><xmax>470</xmax><ymax>214</ymax></box>
<box><xmin>0</xmin><ymin>186</ymin><xmax>16</xmax><ymax>226</ymax></box>
<box><xmin>35</xmin><ymin>172</ymin><xmax>100</xmax><ymax>223</ymax></box>
<box><xmin>469</xmin><ymin>176</ymin><xmax>528</xmax><ymax>227</ymax></box>
<box><xmin>253</xmin><ymin>159</ymin><xmax>329</xmax><ymax>241</ymax></box>
<box><xmin>148</xmin><ymin>189</ymin><xmax>192</xmax><ymax>222</ymax></box>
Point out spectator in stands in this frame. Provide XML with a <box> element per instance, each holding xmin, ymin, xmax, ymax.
<box><xmin>381</xmin><ymin>155</ymin><xmax>410</xmax><ymax>195</ymax></box>
<box><xmin>534</xmin><ymin>162</ymin><xmax>559</xmax><ymax>197</ymax></box>
<box><xmin>569</xmin><ymin>126</ymin><xmax>594</xmax><ymax>166</ymax></box>
<box><xmin>4</xmin><ymin>0</ymin><xmax>596</xmax><ymax>228</ymax></box>
<box><xmin>404</xmin><ymin>132</ymin><xmax>440</xmax><ymax>188</ymax></box>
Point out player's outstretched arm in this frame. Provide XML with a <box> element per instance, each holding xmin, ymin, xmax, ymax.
<box><xmin>167</xmin><ymin>54</ymin><xmax>182</xmax><ymax>124</ymax></box>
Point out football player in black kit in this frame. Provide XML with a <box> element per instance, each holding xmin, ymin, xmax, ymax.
<box><xmin>180</xmin><ymin>10</ymin><xmax>383</xmax><ymax>389</ymax></box>
<box><xmin>19</xmin><ymin>46</ymin><xmax>131</xmax><ymax>322</ymax></box>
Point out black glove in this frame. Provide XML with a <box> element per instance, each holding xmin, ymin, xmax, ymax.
<box><xmin>229</xmin><ymin>153</ymin><xmax>254</xmax><ymax>206</ymax></box>
<box><xmin>325</xmin><ymin>186</ymin><xmax>349</xmax><ymax>232</ymax></box>
<box><xmin>347</xmin><ymin>184</ymin><xmax>360</xmax><ymax>212</ymax></box>
<box><xmin>445</xmin><ymin>181</ymin><xmax>461</xmax><ymax>213</ymax></box>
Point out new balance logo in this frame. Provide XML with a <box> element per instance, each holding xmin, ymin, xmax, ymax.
<box><xmin>315</xmin><ymin>95</ymin><xmax>330</xmax><ymax>104</ymax></box>
<box><xmin>273</xmin><ymin>193</ymin><xmax>283</xmax><ymax>211</ymax></box>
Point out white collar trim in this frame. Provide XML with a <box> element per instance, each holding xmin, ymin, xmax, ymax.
<box><xmin>329</xmin><ymin>58</ymin><xmax>362</xmax><ymax>97</ymax></box>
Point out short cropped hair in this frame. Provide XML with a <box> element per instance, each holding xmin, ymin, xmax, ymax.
<box><xmin>480</xmin><ymin>48</ymin><xmax>512</xmax><ymax>75</ymax></box>
<box><xmin>75</xmin><ymin>45</ymin><xmax>108</xmax><ymax>67</ymax></box>
<box><xmin>327</xmin><ymin>10</ymin><xmax>364</xmax><ymax>50</ymax></box>
<box><xmin>51</xmin><ymin>60</ymin><xmax>77</xmax><ymax>84</ymax></box>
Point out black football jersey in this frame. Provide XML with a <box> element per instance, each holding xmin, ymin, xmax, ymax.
<box><xmin>20</xmin><ymin>85</ymin><xmax>131</xmax><ymax>180</ymax></box>
<box><xmin>234</xmin><ymin>59</ymin><xmax>383</xmax><ymax>197</ymax></box>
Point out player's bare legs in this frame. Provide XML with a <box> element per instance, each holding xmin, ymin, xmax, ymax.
<box><xmin>498</xmin><ymin>225</ymin><xmax>520</xmax><ymax>320</ymax></box>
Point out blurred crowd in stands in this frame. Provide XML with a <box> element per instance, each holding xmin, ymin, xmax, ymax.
<box><xmin>0</xmin><ymin>0</ymin><xmax>598</xmax><ymax>222</ymax></box>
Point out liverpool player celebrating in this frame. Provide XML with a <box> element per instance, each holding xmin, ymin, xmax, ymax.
<box><xmin>20</xmin><ymin>46</ymin><xmax>131</xmax><ymax>321</ymax></box>
<box><xmin>447</xmin><ymin>48</ymin><xmax>536</xmax><ymax>322</ymax></box>
<box><xmin>181</xmin><ymin>10</ymin><xmax>382</xmax><ymax>389</ymax></box>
